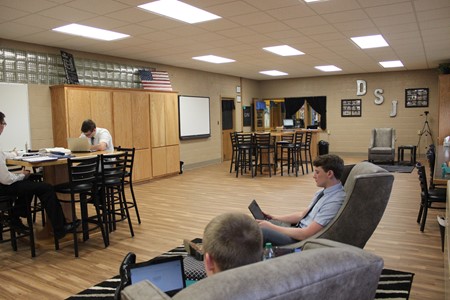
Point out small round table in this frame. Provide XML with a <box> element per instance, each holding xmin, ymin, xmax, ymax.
<box><xmin>397</xmin><ymin>145</ymin><xmax>417</xmax><ymax>166</ymax></box>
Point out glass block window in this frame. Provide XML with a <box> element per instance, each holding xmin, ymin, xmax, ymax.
<box><xmin>0</xmin><ymin>47</ymin><xmax>151</xmax><ymax>89</ymax></box>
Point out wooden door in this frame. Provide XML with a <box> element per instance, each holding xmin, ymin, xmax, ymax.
<box><xmin>222</xmin><ymin>98</ymin><xmax>235</xmax><ymax>161</ymax></box>
<box><xmin>150</xmin><ymin>93</ymin><xmax>166</xmax><ymax>147</ymax></box>
<box><xmin>90</xmin><ymin>90</ymin><xmax>113</xmax><ymax>138</ymax></box>
<box><xmin>164</xmin><ymin>93</ymin><xmax>179</xmax><ymax>146</ymax></box>
<box><xmin>67</xmin><ymin>89</ymin><xmax>90</xmax><ymax>138</ymax></box>
<box><xmin>131</xmin><ymin>92</ymin><xmax>150</xmax><ymax>149</ymax></box>
<box><xmin>112</xmin><ymin>91</ymin><xmax>133</xmax><ymax>148</ymax></box>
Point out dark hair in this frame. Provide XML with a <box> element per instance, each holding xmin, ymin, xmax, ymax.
<box><xmin>0</xmin><ymin>112</ymin><xmax>4</xmax><ymax>123</ymax></box>
<box><xmin>313</xmin><ymin>154</ymin><xmax>344</xmax><ymax>180</ymax></box>
<box><xmin>81</xmin><ymin>119</ymin><xmax>96</xmax><ymax>133</ymax></box>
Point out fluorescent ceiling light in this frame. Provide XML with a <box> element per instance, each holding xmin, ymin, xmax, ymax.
<box><xmin>138</xmin><ymin>0</ymin><xmax>221</xmax><ymax>24</ymax></box>
<box><xmin>379</xmin><ymin>60</ymin><xmax>404</xmax><ymax>68</ymax></box>
<box><xmin>193</xmin><ymin>55</ymin><xmax>235</xmax><ymax>64</ymax></box>
<box><xmin>351</xmin><ymin>34</ymin><xmax>389</xmax><ymax>49</ymax></box>
<box><xmin>315</xmin><ymin>65</ymin><xmax>342</xmax><ymax>72</ymax></box>
<box><xmin>304</xmin><ymin>0</ymin><xmax>327</xmax><ymax>2</ymax></box>
<box><xmin>263</xmin><ymin>45</ymin><xmax>304</xmax><ymax>56</ymax></box>
<box><xmin>259</xmin><ymin>70</ymin><xmax>288</xmax><ymax>76</ymax></box>
<box><xmin>52</xmin><ymin>24</ymin><xmax>129</xmax><ymax>41</ymax></box>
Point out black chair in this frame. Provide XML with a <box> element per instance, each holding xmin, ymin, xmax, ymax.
<box><xmin>30</xmin><ymin>167</ymin><xmax>46</xmax><ymax>226</ymax></box>
<box><xmin>0</xmin><ymin>194</ymin><xmax>36</xmax><ymax>257</ymax></box>
<box><xmin>229</xmin><ymin>132</ymin><xmax>239</xmax><ymax>173</ymax></box>
<box><xmin>416</xmin><ymin>163</ymin><xmax>446</xmax><ymax>232</ymax></box>
<box><xmin>115</xmin><ymin>147</ymin><xmax>141</xmax><ymax>225</ymax></box>
<box><xmin>54</xmin><ymin>156</ymin><xmax>108</xmax><ymax>257</ymax></box>
<box><xmin>235</xmin><ymin>133</ymin><xmax>255</xmax><ymax>178</ymax></box>
<box><xmin>301</xmin><ymin>131</ymin><xmax>314</xmax><ymax>173</ymax></box>
<box><xmin>99</xmin><ymin>152</ymin><xmax>134</xmax><ymax>240</ymax></box>
<box><xmin>277</xmin><ymin>133</ymin><xmax>296</xmax><ymax>176</ymax></box>
<box><xmin>254</xmin><ymin>133</ymin><xmax>276</xmax><ymax>177</ymax></box>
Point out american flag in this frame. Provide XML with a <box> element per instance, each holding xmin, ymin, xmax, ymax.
<box><xmin>139</xmin><ymin>69</ymin><xmax>173</xmax><ymax>91</ymax></box>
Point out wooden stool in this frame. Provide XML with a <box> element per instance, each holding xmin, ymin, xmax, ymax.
<box><xmin>397</xmin><ymin>145</ymin><xmax>417</xmax><ymax>165</ymax></box>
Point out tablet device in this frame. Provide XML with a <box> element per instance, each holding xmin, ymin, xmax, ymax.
<box><xmin>248</xmin><ymin>199</ymin><xmax>266</xmax><ymax>220</ymax></box>
<box><xmin>127</xmin><ymin>255</ymin><xmax>186</xmax><ymax>296</ymax></box>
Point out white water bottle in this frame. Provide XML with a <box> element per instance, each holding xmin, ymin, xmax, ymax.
<box><xmin>263</xmin><ymin>242</ymin><xmax>275</xmax><ymax>260</ymax></box>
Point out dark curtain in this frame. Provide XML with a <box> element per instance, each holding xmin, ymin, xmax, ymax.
<box><xmin>306</xmin><ymin>96</ymin><xmax>327</xmax><ymax>130</ymax></box>
<box><xmin>284</xmin><ymin>98</ymin><xmax>305</xmax><ymax>119</ymax></box>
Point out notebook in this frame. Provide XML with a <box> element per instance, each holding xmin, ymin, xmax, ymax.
<box><xmin>67</xmin><ymin>138</ymin><xmax>92</xmax><ymax>153</ymax></box>
<box><xmin>127</xmin><ymin>255</ymin><xmax>186</xmax><ymax>296</ymax></box>
<box><xmin>248</xmin><ymin>199</ymin><xmax>267</xmax><ymax>220</ymax></box>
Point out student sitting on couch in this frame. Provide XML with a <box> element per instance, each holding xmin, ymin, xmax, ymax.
<box><xmin>203</xmin><ymin>212</ymin><xmax>263</xmax><ymax>276</ymax></box>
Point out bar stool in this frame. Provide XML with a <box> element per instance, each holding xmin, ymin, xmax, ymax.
<box><xmin>235</xmin><ymin>133</ymin><xmax>255</xmax><ymax>177</ymax></box>
<box><xmin>301</xmin><ymin>131</ymin><xmax>314</xmax><ymax>173</ymax></box>
<box><xmin>276</xmin><ymin>133</ymin><xmax>295</xmax><ymax>176</ymax></box>
<box><xmin>54</xmin><ymin>156</ymin><xmax>108</xmax><ymax>257</ymax></box>
<box><xmin>254</xmin><ymin>133</ymin><xmax>275</xmax><ymax>177</ymax></box>
<box><xmin>115</xmin><ymin>146</ymin><xmax>141</xmax><ymax>224</ymax></box>
<box><xmin>0</xmin><ymin>194</ymin><xmax>36</xmax><ymax>257</ymax></box>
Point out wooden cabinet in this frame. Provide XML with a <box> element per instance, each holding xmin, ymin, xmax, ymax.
<box><xmin>50</xmin><ymin>85</ymin><xmax>179</xmax><ymax>181</ymax></box>
<box><xmin>150</xmin><ymin>92</ymin><xmax>180</xmax><ymax>176</ymax></box>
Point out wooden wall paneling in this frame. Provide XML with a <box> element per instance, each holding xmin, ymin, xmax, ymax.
<box><xmin>166</xmin><ymin>145</ymin><xmax>180</xmax><ymax>174</ymax></box>
<box><xmin>164</xmin><ymin>93</ymin><xmax>179</xmax><ymax>146</ymax></box>
<box><xmin>67</xmin><ymin>89</ymin><xmax>91</xmax><ymax>141</ymax></box>
<box><xmin>131</xmin><ymin>92</ymin><xmax>150</xmax><ymax>149</ymax></box>
<box><xmin>133</xmin><ymin>148</ymin><xmax>152</xmax><ymax>181</ymax></box>
<box><xmin>50</xmin><ymin>86</ymin><xmax>69</xmax><ymax>147</ymax></box>
<box><xmin>439</xmin><ymin>75</ymin><xmax>450</xmax><ymax>143</ymax></box>
<box><xmin>112</xmin><ymin>91</ymin><xmax>133</xmax><ymax>148</ymax></box>
<box><xmin>152</xmin><ymin>147</ymin><xmax>167</xmax><ymax>177</ymax></box>
<box><xmin>150</xmin><ymin>93</ymin><xmax>166</xmax><ymax>147</ymax></box>
<box><xmin>90</xmin><ymin>90</ymin><xmax>113</xmax><ymax>139</ymax></box>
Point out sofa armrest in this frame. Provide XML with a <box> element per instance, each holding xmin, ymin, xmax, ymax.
<box><xmin>301</xmin><ymin>238</ymin><xmax>359</xmax><ymax>251</ymax></box>
<box><xmin>121</xmin><ymin>280</ymin><xmax>172</xmax><ymax>300</ymax></box>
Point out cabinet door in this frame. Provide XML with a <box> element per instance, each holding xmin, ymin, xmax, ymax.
<box><xmin>165</xmin><ymin>93</ymin><xmax>179</xmax><ymax>146</ymax></box>
<box><xmin>134</xmin><ymin>148</ymin><xmax>152</xmax><ymax>181</ymax></box>
<box><xmin>132</xmin><ymin>92</ymin><xmax>150</xmax><ymax>149</ymax></box>
<box><xmin>113</xmin><ymin>92</ymin><xmax>133</xmax><ymax>148</ymax></box>
<box><xmin>67</xmin><ymin>89</ymin><xmax>91</xmax><ymax>138</ymax></box>
<box><xmin>166</xmin><ymin>145</ymin><xmax>180</xmax><ymax>174</ymax></box>
<box><xmin>150</xmin><ymin>93</ymin><xmax>166</xmax><ymax>147</ymax></box>
<box><xmin>152</xmin><ymin>147</ymin><xmax>167</xmax><ymax>177</ymax></box>
<box><xmin>90</xmin><ymin>90</ymin><xmax>113</xmax><ymax>139</ymax></box>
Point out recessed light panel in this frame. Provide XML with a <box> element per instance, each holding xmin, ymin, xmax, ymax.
<box><xmin>379</xmin><ymin>60</ymin><xmax>404</xmax><ymax>68</ymax></box>
<box><xmin>193</xmin><ymin>55</ymin><xmax>235</xmax><ymax>64</ymax></box>
<box><xmin>52</xmin><ymin>24</ymin><xmax>129</xmax><ymax>41</ymax></box>
<box><xmin>315</xmin><ymin>65</ymin><xmax>342</xmax><ymax>72</ymax></box>
<box><xmin>351</xmin><ymin>34</ymin><xmax>389</xmax><ymax>49</ymax></box>
<box><xmin>139</xmin><ymin>0</ymin><xmax>221</xmax><ymax>24</ymax></box>
<box><xmin>259</xmin><ymin>70</ymin><xmax>288</xmax><ymax>76</ymax></box>
<box><xmin>263</xmin><ymin>45</ymin><xmax>305</xmax><ymax>56</ymax></box>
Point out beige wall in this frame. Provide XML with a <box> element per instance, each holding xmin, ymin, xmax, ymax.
<box><xmin>8</xmin><ymin>39</ymin><xmax>440</xmax><ymax>166</ymax></box>
<box><xmin>259</xmin><ymin>69</ymin><xmax>439</xmax><ymax>156</ymax></box>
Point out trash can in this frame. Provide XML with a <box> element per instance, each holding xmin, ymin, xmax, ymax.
<box><xmin>179</xmin><ymin>161</ymin><xmax>184</xmax><ymax>174</ymax></box>
<box><xmin>318</xmin><ymin>140</ymin><xmax>329</xmax><ymax>155</ymax></box>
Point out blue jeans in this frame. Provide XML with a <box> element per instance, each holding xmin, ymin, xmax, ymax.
<box><xmin>262</xmin><ymin>227</ymin><xmax>298</xmax><ymax>246</ymax></box>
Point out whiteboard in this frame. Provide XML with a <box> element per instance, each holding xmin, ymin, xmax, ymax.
<box><xmin>0</xmin><ymin>83</ymin><xmax>31</xmax><ymax>151</ymax></box>
<box><xmin>178</xmin><ymin>95</ymin><xmax>211</xmax><ymax>140</ymax></box>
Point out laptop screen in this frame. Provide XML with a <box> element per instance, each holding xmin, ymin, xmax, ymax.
<box><xmin>128</xmin><ymin>256</ymin><xmax>186</xmax><ymax>296</ymax></box>
<box><xmin>283</xmin><ymin>119</ymin><xmax>294</xmax><ymax>128</ymax></box>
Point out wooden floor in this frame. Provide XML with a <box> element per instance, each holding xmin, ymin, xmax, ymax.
<box><xmin>0</xmin><ymin>154</ymin><xmax>445</xmax><ymax>299</ymax></box>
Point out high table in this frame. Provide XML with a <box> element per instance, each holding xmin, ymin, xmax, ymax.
<box><xmin>6</xmin><ymin>150</ymin><xmax>121</xmax><ymax>239</ymax></box>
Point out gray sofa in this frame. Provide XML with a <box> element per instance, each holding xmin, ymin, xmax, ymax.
<box><xmin>121</xmin><ymin>239</ymin><xmax>384</xmax><ymax>300</ymax></box>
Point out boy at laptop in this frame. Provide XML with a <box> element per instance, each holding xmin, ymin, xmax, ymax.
<box><xmin>79</xmin><ymin>119</ymin><xmax>114</xmax><ymax>152</ymax></box>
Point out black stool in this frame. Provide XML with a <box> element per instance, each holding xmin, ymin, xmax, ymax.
<box><xmin>398</xmin><ymin>145</ymin><xmax>417</xmax><ymax>165</ymax></box>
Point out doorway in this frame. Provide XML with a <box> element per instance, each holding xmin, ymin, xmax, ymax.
<box><xmin>221</xmin><ymin>98</ymin><xmax>235</xmax><ymax>161</ymax></box>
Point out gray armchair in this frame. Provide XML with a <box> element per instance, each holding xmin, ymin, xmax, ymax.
<box><xmin>287</xmin><ymin>161</ymin><xmax>394</xmax><ymax>249</ymax></box>
<box><xmin>368</xmin><ymin>128</ymin><xmax>396</xmax><ymax>164</ymax></box>
<box><xmin>121</xmin><ymin>239</ymin><xmax>384</xmax><ymax>300</ymax></box>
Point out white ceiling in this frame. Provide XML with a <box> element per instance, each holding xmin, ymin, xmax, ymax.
<box><xmin>1</xmin><ymin>0</ymin><xmax>449</xmax><ymax>80</ymax></box>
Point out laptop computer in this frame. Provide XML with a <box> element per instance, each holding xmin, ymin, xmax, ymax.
<box><xmin>67</xmin><ymin>137</ymin><xmax>92</xmax><ymax>153</ymax></box>
<box><xmin>127</xmin><ymin>255</ymin><xmax>186</xmax><ymax>296</ymax></box>
<box><xmin>248</xmin><ymin>199</ymin><xmax>267</xmax><ymax>220</ymax></box>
